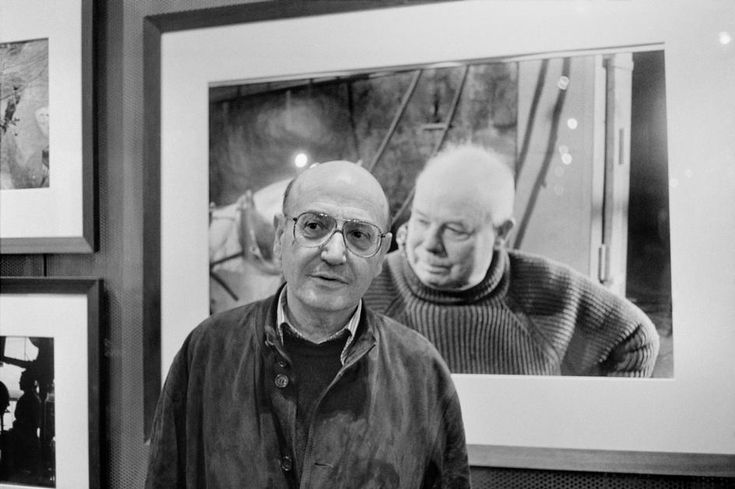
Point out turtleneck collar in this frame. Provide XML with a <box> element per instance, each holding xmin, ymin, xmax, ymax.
<box><xmin>391</xmin><ymin>247</ymin><xmax>509</xmax><ymax>305</ymax></box>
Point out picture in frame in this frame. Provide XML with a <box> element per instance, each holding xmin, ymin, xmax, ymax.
<box><xmin>143</xmin><ymin>0</ymin><xmax>735</xmax><ymax>475</ymax></box>
<box><xmin>0</xmin><ymin>0</ymin><xmax>95</xmax><ymax>253</ymax></box>
<box><xmin>0</xmin><ymin>277</ymin><xmax>100</xmax><ymax>489</ymax></box>
<box><xmin>206</xmin><ymin>50</ymin><xmax>673</xmax><ymax>379</ymax></box>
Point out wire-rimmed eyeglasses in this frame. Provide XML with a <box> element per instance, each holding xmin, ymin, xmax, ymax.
<box><xmin>290</xmin><ymin>211</ymin><xmax>388</xmax><ymax>258</ymax></box>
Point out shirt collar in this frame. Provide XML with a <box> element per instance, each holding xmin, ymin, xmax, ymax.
<box><xmin>276</xmin><ymin>287</ymin><xmax>361</xmax><ymax>365</ymax></box>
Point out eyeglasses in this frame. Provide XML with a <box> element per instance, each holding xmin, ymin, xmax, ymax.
<box><xmin>290</xmin><ymin>211</ymin><xmax>387</xmax><ymax>258</ymax></box>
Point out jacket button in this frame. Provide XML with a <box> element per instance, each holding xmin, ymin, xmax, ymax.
<box><xmin>274</xmin><ymin>374</ymin><xmax>289</xmax><ymax>389</ymax></box>
<box><xmin>277</xmin><ymin>360</ymin><xmax>288</xmax><ymax>369</ymax></box>
<box><xmin>280</xmin><ymin>455</ymin><xmax>293</xmax><ymax>472</ymax></box>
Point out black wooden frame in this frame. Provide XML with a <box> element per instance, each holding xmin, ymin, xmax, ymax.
<box><xmin>0</xmin><ymin>277</ymin><xmax>101</xmax><ymax>488</ymax></box>
<box><xmin>141</xmin><ymin>0</ymin><xmax>735</xmax><ymax>477</ymax></box>
<box><xmin>0</xmin><ymin>0</ymin><xmax>96</xmax><ymax>254</ymax></box>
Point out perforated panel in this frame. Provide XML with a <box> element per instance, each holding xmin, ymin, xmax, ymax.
<box><xmin>0</xmin><ymin>256</ymin><xmax>44</xmax><ymax>276</ymax></box>
<box><xmin>471</xmin><ymin>467</ymin><xmax>735</xmax><ymax>489</ymax></box>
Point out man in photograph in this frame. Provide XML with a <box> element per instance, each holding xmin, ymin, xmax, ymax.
<box><xmin>364</xmin><ymin>144</ymin><xmax>660</xmax><ymax>376</ymax></box>
<box><xmin>146</xmin><ymin>161</ymin><xmax>470</xmax><ymax>488</ymax></box>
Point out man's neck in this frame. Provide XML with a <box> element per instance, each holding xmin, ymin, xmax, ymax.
<box><xmin>284</xmin><ymin>292</ymin><xmax>356</xmax><ymax>343</ymax></box>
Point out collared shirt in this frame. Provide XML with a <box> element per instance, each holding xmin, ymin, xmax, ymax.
<box><xmin>276</xmin><ymin>287</ymin><xmax>361</xmax><ymax>365</ymax></box>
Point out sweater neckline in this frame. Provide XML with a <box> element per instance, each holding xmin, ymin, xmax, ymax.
<box><xmin>394</xmin><ymin>248</ymin><xmax>508</xmax><ymax>305</ymax></box>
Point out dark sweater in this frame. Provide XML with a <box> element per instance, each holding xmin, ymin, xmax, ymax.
<box><xmin>364</xmin><ymin>249</ymin><xmax>659</xmax><ymax>376</ymax></box>
<box><xmin>283</xmin><ymin>332</ymin><xmax>348</xmax><ymax>478</ymax></box>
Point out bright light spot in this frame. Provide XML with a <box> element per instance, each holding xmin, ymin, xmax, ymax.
<box><xmin>719</xmin><ymin>31</ymin><xmax>732</xmax><ymax>45</ymax></box>
<box><xmin>558</xmin><ymin>145</ymin><xmax>569</xmax><ymax>154</ymax></box>
<box><xmin>561</xmin><ymin>153</ymin><xmax>573</xmax><ymax>165</ymax></box>
<box><xmin>554</xmin><ymin>185</ymin><xmax>564</xmax><ymax>196</ymax></box>
<box><xmin>685</xmin><ymin>169</ymin><xmax>693</xmax><ymax>178</ymax></box>
<box><xmin>557</xmin><ymin>76</ymin><xmax>570</xmax><ymax>90</ymax></box>
<box><xmin>567</xmin><ymin>118</ymin><xmax>578</xmax><ymax>130</ymax></box>
<box><xmin>669</xmin><ymin>178</ymin><xmax>679</xmax><ymax>188</ymax></box>
<box><xmin>294</xmin><ymin>152</ymin><xmax>308</xmax><ymax>168</ymax></box>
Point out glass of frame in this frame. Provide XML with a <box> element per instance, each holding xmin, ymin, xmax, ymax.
<box><xmin>0</xmin><ymin>277</ymin><xmax>100</xmax><ymax>489</ymax></box>
<box><xmin>0</xmin><ymin>0</ymin><xmax>95</xmax><ymax>253</ymax></box>
<box><xmin>143</xmin><ymin>0</ymin><xmax>735</xmax><ymax>476</ymax></box>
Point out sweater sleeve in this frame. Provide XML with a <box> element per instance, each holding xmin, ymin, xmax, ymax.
<box><xmin>564</xmin><ymin>277</ymin><xmax>661</xmax><ymax>377</ymax></box>
<box><xmin>599</xmin><ymin>305</ymin><xmax>660</xmax><ymax>377</ymax></box>
<box><xmin>145</xmin><ymin>338</ymin><xmax>191</xmax><ymax>489</ymax></box>
<box><xmin>510</xmin><ymin>251</ymin><xmax>660</xmax><ymax>377</ymax></box>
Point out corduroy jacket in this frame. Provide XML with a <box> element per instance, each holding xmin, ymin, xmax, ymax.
<box><xmin>145</xmin><ymin>292</ymin><xmax>470</xmax><ymax>489</ymax></box>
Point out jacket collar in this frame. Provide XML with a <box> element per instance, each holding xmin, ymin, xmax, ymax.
<box><xmin>261</xmin><ymin>283</ymin><xmax>377</xmax><ymax>368</ymax></box>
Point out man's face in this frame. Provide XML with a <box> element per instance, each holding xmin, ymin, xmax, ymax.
<box><xmin>274</xmin><ymin>167</ymin><xmax>389</xmax><ymax>321</ymax></box>
<box><xmin>405</xmin><ymin>181</ymin><xmax>499</xmax><ymax>291</ymax></box>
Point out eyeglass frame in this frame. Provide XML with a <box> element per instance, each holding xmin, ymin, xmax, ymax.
<box><xmin>288</xmin><ymin>211</ymin><xmax>390</xmax><ymax>258</ymax></box>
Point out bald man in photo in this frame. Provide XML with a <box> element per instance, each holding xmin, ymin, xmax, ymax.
<box><xmin>365</xmin><ymin>144</ymin><xmax>659</xmax><ymax>376</ymax></box>
<box><xmin>146</xmin><ymin>161</ymin><xmax>470</xmax><ymax>489</ymax></box>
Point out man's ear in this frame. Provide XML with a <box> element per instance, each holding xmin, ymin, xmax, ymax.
<box><xmin>373</xmin><ymin>232</ymin><xmax>393</xmax><ymax>276</ymax></box>
<box><xmin>272</xmin><ymin>214</ymin><xmax>286</xmax><ymax>259</ymax></box>
<box><xmin>395</xmin><ymin>223</ymin><xmax>407</xmax><ymax>250</ymax></box>
<box><xmin>496</xmin><ymin>218</ymin><xmax>515</xmax><ymax>243</ymax></box>
<box><xmin>382</xmin><ymin>232</ymin><xmax>393</xmax><ymax>255</ymax></box>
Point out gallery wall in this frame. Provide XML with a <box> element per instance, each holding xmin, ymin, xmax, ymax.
<box><xmin>1</xmin><ymin>1</ymin><xmax>733</xmax><ymax>488</ymax></box>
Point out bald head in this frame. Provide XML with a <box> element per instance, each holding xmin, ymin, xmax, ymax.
<box><xmin>283</xmin><ymin>160</ymin><xmax>391</xmax><ymax>230</ymax></box>
<box><xmin>406</xmin><ymin>145</ymin><xmax>515</xmax><ymax>290</ymax></box>
<box><xmin>416</xmin><ymin>145</ymin><xmax>515</xmax><ymax>226</ymax></box>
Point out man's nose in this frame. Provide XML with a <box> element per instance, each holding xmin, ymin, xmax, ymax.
<box><xmin>423</xmin><ymin>225</ymin><xmax>445</xmax><ymax>255</ymax></box>
<box><xmin>320</xmin><ymin>230</ymin><xmax>348</xmax><ymax>264</ymax></box>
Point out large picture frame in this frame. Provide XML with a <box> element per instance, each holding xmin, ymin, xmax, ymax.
<box><xmin>0</xmin><ymin>277</ymin><xmax>100</xmax><ymax>489</ymax></box>
<box><xmin>143</xmin><ymin>0</ymin><xmax>735</xmax><ymax>475</ymax></box>
<box><xmin>0</xmin><ymin>0</ymin><xmax>95</xmax><ymax>253</ymax></box>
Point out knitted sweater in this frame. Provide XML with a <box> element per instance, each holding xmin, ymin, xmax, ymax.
<box><xmin>364</xmin><ymin>249</ymin><xmax>659</xmax><ymax>376</ymax></box>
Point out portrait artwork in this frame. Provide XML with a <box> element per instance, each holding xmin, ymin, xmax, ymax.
<box><xmin>207</xmin><ymin>51</ymin><xmax>673</xmax><ymax>378</ymax></box>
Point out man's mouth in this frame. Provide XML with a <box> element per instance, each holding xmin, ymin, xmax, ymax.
<box><xmin>418</xmin><ymin>260</ymin><xmax>450</xmax><ymax>271</ymax></box>
<box><xmin>310</xmin><ymin>272</ymin><xmax>348</xmax><ymax>284</ymax></box>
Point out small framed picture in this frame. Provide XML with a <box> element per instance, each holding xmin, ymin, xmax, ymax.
<box><xmin>0</xmin><ymin>277</ymin><xmax>100</xmax><ymax>489</ymax></box>
<box><xmin>0</xmin><ymin>0</ymin><xmax>95</xmax><ymax>253</ymax></box>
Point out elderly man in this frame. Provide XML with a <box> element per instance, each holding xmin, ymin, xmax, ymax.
<box><xmin>146</xmin><ymin>161</ymin><xmax>470</xmax><ymax>488</ymax></box>
<box><xmin>365</xmin><ymin>144</ymin><xmax>659</xmax><ymax>376</ymax></box>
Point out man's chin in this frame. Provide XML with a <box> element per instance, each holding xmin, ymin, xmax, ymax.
<box><xmin>415</xmin><ymin>269</ymin><xmax>451</xmax><ymax>289</ymax></box>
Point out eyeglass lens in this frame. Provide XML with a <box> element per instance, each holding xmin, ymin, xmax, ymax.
<box><xmin>295</xmin><ymin>212</ymin><xmax>381</xmax><ymax>256</ymax></box>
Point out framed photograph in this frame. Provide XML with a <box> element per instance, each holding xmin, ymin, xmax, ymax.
<box><xmin>0</xmin><ymin>277</ymin><xmax>100</xmax><ymax>489</ymax></box>
<box><xmin>143</xmin><ymin>0</ymin><xmax>735</xmax><ymax>475</ymax></box>
<box><xmin>0</xmin><ymin>0</ymin><xmax>95</xmax><ymax>253</ymax></box>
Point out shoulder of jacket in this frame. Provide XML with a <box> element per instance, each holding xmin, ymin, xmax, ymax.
<box><xmin>188</xmin><ymin>297</ymin><xmax>271</xmax><ymax>348</ymax></box>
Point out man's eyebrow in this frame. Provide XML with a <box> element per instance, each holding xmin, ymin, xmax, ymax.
<box><xmin>412</xmin><ymin>209</ymin><xmax>471</xmax><ymax>229</ymax></box>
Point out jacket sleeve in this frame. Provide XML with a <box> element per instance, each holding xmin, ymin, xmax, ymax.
<box><xmin>425</xmin><ymin>370</ymin><xmax>471</xmax><ymax>489</ymax></box>
<box><xmin>145</xmin><ymin>340</ymin><xmax>191</xmax><ymax>489</ymax></box>
<box><xmin>439</xmin><ymin>392</ymin><xmax>471</xmax><ymax>489</ymax></box>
